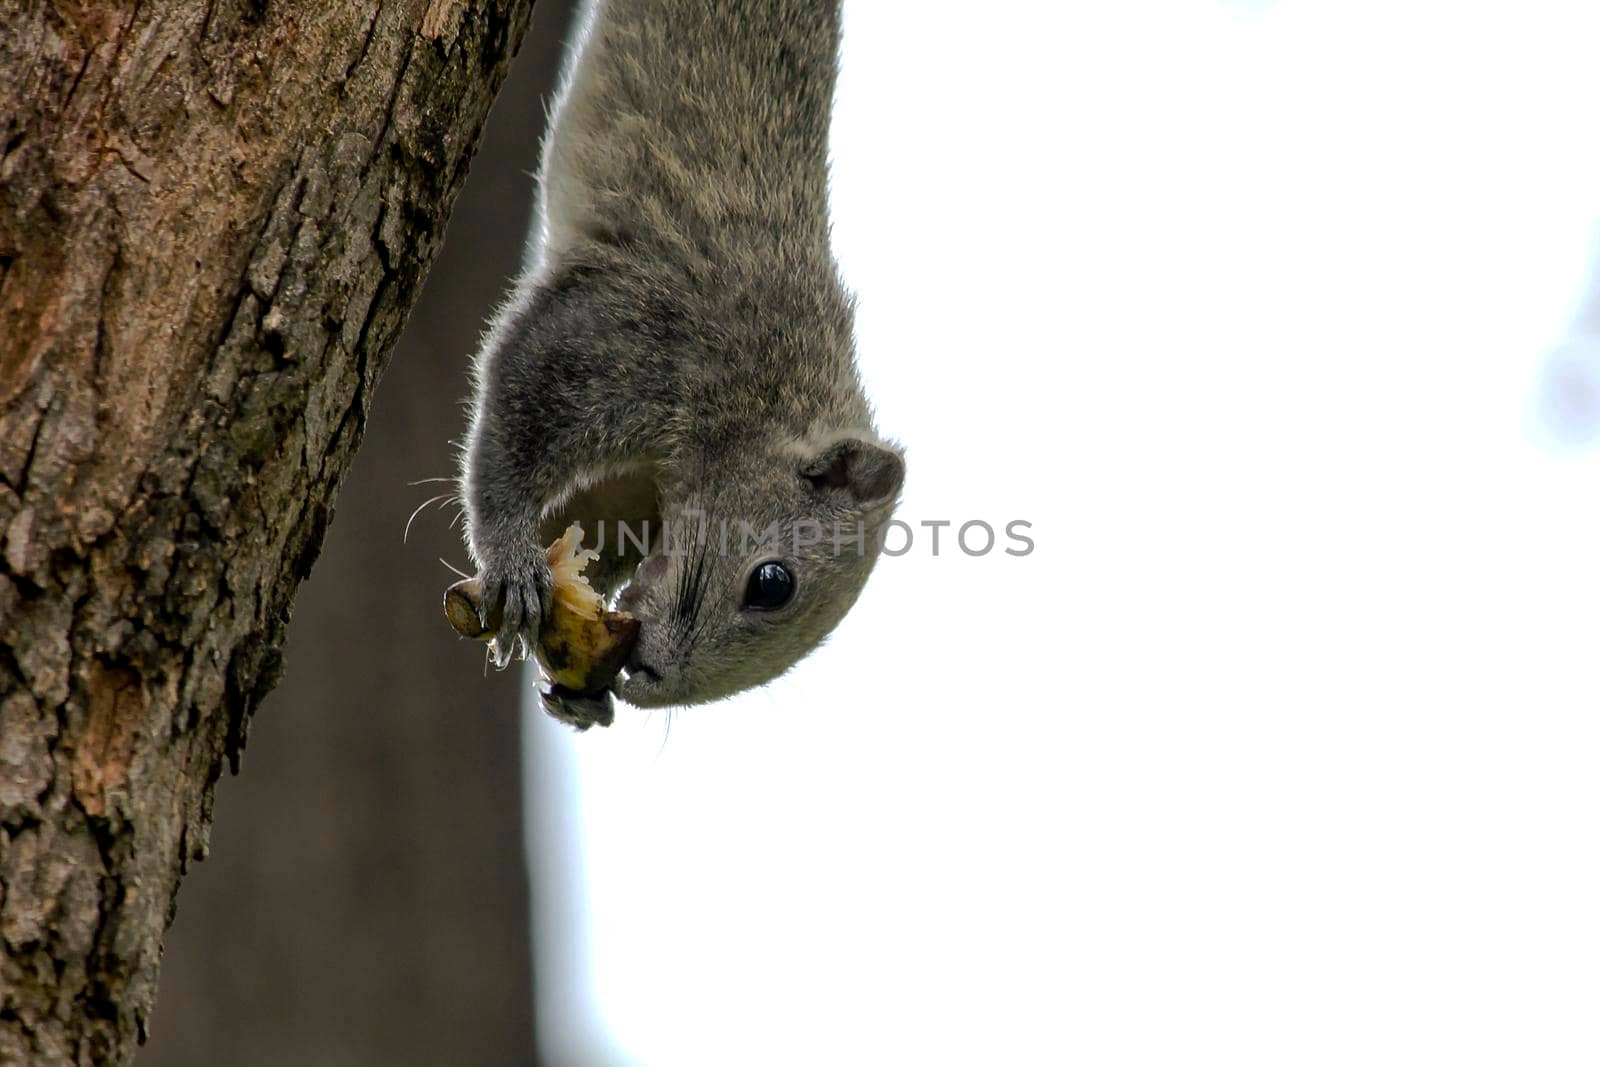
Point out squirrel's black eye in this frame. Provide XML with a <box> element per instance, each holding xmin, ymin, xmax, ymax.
<box><xmin>743</xmin><ymin>561</ymin><xmax>795</xmax><ymax>611</ymax></box>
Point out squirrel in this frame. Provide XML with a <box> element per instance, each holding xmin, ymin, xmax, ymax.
<box><xmin>458</xmin><ymin>0</ymin><xmax>904</xmax><ymax>727</ymax></box>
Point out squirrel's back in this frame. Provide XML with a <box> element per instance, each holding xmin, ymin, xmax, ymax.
<box><xmin>539</xmin><ymin>0</ymin><xmax>843</xmax><ymax>271</ymax></box>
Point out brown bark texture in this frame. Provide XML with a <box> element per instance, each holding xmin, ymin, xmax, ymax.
<box><xmin>0</xmin><ymin>1</ymin><xmax>534</xmax><ymax>1063</ymax></box>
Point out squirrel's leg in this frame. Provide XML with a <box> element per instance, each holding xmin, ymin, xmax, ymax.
<box><xmin>461</xmin><ymin>267</ymin><xmax>665</xmax><ymax>668</ymax></box>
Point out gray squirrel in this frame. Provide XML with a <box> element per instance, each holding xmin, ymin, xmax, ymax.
<box><xmin>459</xmin><ymin>0</ymin><xmax>904</xmax><ymax>727</ymax></box>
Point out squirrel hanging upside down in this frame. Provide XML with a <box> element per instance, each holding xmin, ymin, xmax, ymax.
<box><xmin>449</xmin><ymin>0</ymin><xmax>905</xmax><ymax>729</ymax></box>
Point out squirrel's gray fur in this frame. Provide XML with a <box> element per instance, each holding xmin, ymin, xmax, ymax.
<box><xmin>459</xmin><ymin>0</ymin><xmax>904</xmax><ymax>721</ymax></box>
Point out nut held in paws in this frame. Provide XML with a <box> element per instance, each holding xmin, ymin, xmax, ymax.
<box><xmin>442</xmin><ymin>523</ymin><xmax>640</xmax><ymax>705</ymax></box>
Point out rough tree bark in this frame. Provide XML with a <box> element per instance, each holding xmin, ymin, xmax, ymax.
<box><xmin>0</xmin><ymin>2</ymin><xmax>535</xmax><ymax>1062</ymax></box>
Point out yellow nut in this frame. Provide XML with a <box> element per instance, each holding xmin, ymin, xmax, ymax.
<box><xmin>535</xmin><ymin>523</ymin><xmax>639</xmax><ymax>692</ymax></box>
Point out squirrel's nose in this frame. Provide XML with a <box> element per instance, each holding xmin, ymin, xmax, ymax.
<box><xmin>624</xmin><ymin>650</ymin><xmax>663</xmax><ymax>682</ymax></box>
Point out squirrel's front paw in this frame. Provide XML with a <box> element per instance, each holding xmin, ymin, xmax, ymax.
<box><xmin>476</xmin><ymin>557</ymin><xmax>551</xmax><ymax>669</ymax></box>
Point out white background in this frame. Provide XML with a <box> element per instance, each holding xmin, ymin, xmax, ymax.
<box><xmin>525</xmin><ymin>2</ymin><xmax>1600</xmax><ymax>1063</ymax></box>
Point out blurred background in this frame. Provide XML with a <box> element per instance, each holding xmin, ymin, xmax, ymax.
<box><xmin>149</xmin><ymin>1</ymin><xmax>1600</xmax><ymax>1065</ymax></box>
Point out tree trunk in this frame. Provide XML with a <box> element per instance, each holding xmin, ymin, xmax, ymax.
<box><xmin>135</xmin><ymin>4</ymin><xmax>582</xmax><ymax>1061</ymax></box>
<box><xmin>0</xmin><ymin>2</ymin><xmax>534</xmax><ymax>1063</ymax></box>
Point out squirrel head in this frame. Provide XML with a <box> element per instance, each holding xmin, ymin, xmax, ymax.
<box><xmin>612</xmin><ymin>430</ymin><xmax>904</xmax><ymax>708</ymax></box>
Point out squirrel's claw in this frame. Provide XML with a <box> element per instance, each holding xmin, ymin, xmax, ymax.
<box><xmin>443</xmin><ymin>564</ymin><xmax>546</xmax><ymax>670</ymax></box>
<box><xmin>538</xmin><ymin>684</ymin><xmax>616</xmax><ymax>731</ymax></box>
<box><xmin>487</xmin><ymin>565</ymin><xmax>546</xmax><ymax>669</ymax></box>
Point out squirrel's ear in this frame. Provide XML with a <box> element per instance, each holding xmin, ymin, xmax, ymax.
<box><xmin>799</xmin><ymin>435</ymin><xmax>904</xmax><ymax>508</ymax></box>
